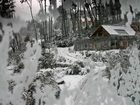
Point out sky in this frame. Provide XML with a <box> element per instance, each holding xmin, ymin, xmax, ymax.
<box><xmin>15</xmin><ymin>0</ymin><xmax>140</xmax><ymax>21</ymax></box>
<box><xmin>15</xmin><ymin>0</ymin><xmax>41</xmax><ymax>20</ymax></box>
<box><xmin>15</xmin><ymin>0</ymin><xmax>61</xmax><ymax>20</ymax></box>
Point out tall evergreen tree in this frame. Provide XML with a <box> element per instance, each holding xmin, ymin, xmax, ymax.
<box><xmin>115</xmin><ymin>0</ymin><xmax>121</xmax><ymax>21</ymax></box>
<box><xmin>0</xmin><ymin>0</ymin><xmax>15</xmax><ymax>18</ymax></box>
<box><xmin>109</xmin><ymin>0</ymin><xmax>115</xmax><ymax>23</ymax></box>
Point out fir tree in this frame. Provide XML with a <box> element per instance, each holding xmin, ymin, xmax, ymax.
<box><xmin>114</xmin><ymin>0</ymin><xmax>121</xmax><ymax>21</ymax></box>
<box><xmin>110</xmin><ymin>45</ymin><xmax>140</xmax><ymax>105</ymax></box>
<box><xmin>0</xmin><ymin>0</ymin><xmax>15</xmax><ymax>18</ymax></box>
<box><xmin>109</xmin><ymin>0</ymin><xmax>115</xmax><ymax>23</ymax></box>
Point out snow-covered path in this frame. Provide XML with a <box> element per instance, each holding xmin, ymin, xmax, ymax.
<box><xmin>57</xmin><ymin>47</ymin><xmax>84</xmax><ymax>63</ymax></box>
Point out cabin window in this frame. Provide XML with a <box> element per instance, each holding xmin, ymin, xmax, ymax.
<box><xmin>111</xmin><ymin>40</ymin><xmax>116</xmax><ymax>48</ymax></box>
<box><xmin>114</xmin><ymin>29</ymin><xmax>128</xmax><ymax>35</ymax></box>
<box><xmin>111</xmin><ymin>41</ymin><xmax>115</xmax><ymax>46</ymax></box>
<box><xmin>120</xmin><ymin>40</ymin><xmax>128</xmax><ymax>48</ymax></box>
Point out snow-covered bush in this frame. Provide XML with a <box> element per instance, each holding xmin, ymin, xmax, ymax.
<box><xmin>67</xmin><ymin>64</ymin><xmax>81</xmax><ymax>75</ymax></box>
<box><xmin>80</xmin><ymin>67</ymin><xmax>90</xmax><ymax>75</ymax></box>
<box><xmin>8</xmin><ymin>80</ymin><xmax>16</xmax><ymax>94</ymax></box>
<box><xmin>13</xmin><ymin>62</ymin><xmax>24</xmax><ymax>73</ymax></box>
<box><xmin>104</xmin><ymin>51</ymin><xmax>120</xmax><ymax>70</ymax></box>
<box><xmin>38</xmin><ymin>51</ymin><xmax>56</xmax><ymax>70</ymax></box>
<box><xmin>57</xmin><ymin>56</ymin><xmax>66</xmax><ymax>63</ymax></box>
<box><xmin>24</xmin><ymin>35</ymin><xmax>30</xmax><ymax>42</ymax></box>
<box><xmin>22</xmin><ymin>70</ymin><xmax>61</xmax><ymax>105</ymax></box>
<box><xmin>85</xmin><ymin>51</ymin><xmax>92</xmax><ymax>57</ymax></box>
<box><xmin>110</xmin><ymin>44</ymin><xmax>140</xmax><ymax>105</ymax></box>
<box><xmin>102</xmin><ymin>51</ymin><xmax>121</xmax><ymax>79</ymax></box>
<box><xmin>8</xmin><ymin>51</ymin><xmax>22</xmax><ymax>65</ymax></box>
<box><xmin>92</xmin><ymin>53</ymin><xmax>102</xmax><ymax>62</ymax></box>
<box><xmin>75</xmin><ymin>61</ymin><xmax>85</xmax><ymax>68</ymax></box>
<box><xmin>56</xmin><ymin>38</ymin><xmax>73</xmax><ymax>47</ymax></box>
<box><xmin>66</xmin><ymin>61</ymin><xmax>88</xmax><ymax>75</ymax></box>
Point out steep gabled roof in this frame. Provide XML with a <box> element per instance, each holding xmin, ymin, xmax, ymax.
<box><xmin>101</xmin><ymin>25</ymin><xmax>136</xmax><ymax>36</ymax></box>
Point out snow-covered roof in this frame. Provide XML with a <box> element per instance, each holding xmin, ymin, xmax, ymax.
<box><xmin>101</xmin><ymin>25</ymin><xmax>136</xmax><ymax>36</ymax></box>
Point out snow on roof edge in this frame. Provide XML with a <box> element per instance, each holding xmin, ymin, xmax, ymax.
<box><xmin>101</xmin><ymin>25</ymin><xmax>136</xmax><ymax>36</ymax></box>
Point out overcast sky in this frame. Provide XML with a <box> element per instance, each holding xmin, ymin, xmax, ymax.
<box><xmin>15</xmin><ymin>0</ymin><xmax>140</xmax><ymax>21</ymax></box>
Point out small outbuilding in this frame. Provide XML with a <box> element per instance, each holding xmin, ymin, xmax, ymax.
<box><xmin>74</xmin><ymin>25</ymin><xmax>137</xmax><ymax>51</ymax></box>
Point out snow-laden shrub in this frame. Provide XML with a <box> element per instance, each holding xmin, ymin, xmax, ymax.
<box><xmin>18</xmin><ymin>62</ymin><xmax>24</xmax><ymax>69</ymax></box>
<box><xmin>104</xmin><ymin>51</ymin><xmax>121</xmax><ymax>69</ymax></box>
<box><xmin>67</xmin><ymin>64</ymin><xmax>81</xmax><ymax>75</ymax></box>
<box><xmin>22</xmin><ymin>70</ymin><xmax>61</xmax><ymax>105</ymax></box>
<box><xmin>13</xmin><ymin>62</ymin><xmax>24</xmax><ymax>73</ymax></box>
<box><xmin>24</xmin><ymin>35</ymin><xmax>30</xmax><ymax>42</ymax></box>
<box><xmin>91</xmin><ymin>52</ymin><xmax>104</xmax><ymax>62</ymax></box>
<box><xmin>85</xmin><ymin>51</ymin><xmax>92</xmax><ymax>57</ymax></box>
<box><xmin>110</xmin><ymin>45</ymin><xmax>140</xmax><ymax>105</ymax></box>
<box><xmin>8</xmin><ymin>51</ymin><xmax>22</xmax><ymax>65</ymax></box>
<box><xmin>56</xmin><ymin>38</ymin><xmax>73</xmax><ymax>47</ymax></box>
<box><xmin>80</xmin><ymin>67</ymin><xmax>90</xmax><ymax>75</ymax></box>
<box><xmin>57</xmin><ymin>56</ymin><xmax>66</xmax><ymax>63</ymax></box>
<box><xmin>8</xmin><ymin>80</ymin><xmax>16</xmax><ymax>94</ymax></box>
<box><xmin>67</xmin><ymin>61</ymin><xmax>89</xmax><ymax>75</ymax></box>
<box><xmin>75</xmin><ymin>61</ymin><xmax>85</xmax><ymax>68</ymax></box>
<box><xmin>38</xmin><ymin>51</ymin><xmax>56</xmax><ymax>70</ymax></box>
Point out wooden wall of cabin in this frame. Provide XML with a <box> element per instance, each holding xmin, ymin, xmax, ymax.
<box><xmin>109</xmin><ymin>36</ymin><xmax>136</xmax><ymax>49</ymax></box>
<box><xmin>74</xmin><ymin>36</ymin><xmax>136</xmax><ymax>51</ymax></box>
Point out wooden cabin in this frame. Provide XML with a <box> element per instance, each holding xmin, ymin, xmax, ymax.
<box><xmin>74</xmin><ymin>25</ymin><xmax>136</xmax><ymax>51</ymax></box>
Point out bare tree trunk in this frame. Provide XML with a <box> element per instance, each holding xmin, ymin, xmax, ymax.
<box><xmin>62</xmin><ymin>1</ymin><xmax>67</xmax><ymax>37</ymax></box>
<box><xmin>27</xmin><ymin>0</ymin><xmax>38</xmax><ymax>40</ymax></box>
<box><xmin>49</xmin><ymin>17</ymin><xmax>51</xmax><ymax>42</ymax></box>
<box><xmin>87</xmin><ymin>8</ymin><xmax>94</xmax><ymax>27</ymax></box>
<box><xmin>43</xmin><ymin>21</ymin><xmax>47</xmax><ymax>43</ymax></box>
<box><xmin>79</xmin><ymin>3</ymin><xmax>82</xmax><ymax>32</ymax></box>
<box><xmin>83</xmin><ymin>6</ymin><xmax>88</xmax><ymax>29</ymax></box>
<box><xmin>84</xmin><ymin>1</ymin><xmax>94</xmax><ymax>27</ymax></box>
<box><xmin>51</xmin><ymin>17</ymin><xmax>53</xmax><ymax>41</ymax></box>
<box><xmin>70</xmin><ymin>9</ymin><xmax>76</xmax><ymax>33</ymax></box>
<box><xmin>77</xmin><ymin>4</ymin><xmax>80</xmax><ymax>36</ymax></box>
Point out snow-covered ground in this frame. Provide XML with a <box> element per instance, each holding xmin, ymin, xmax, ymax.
<box><xmin>0</xmin><ymin>21</ymin><xmax>138</xmax><ymax>105</ymax></box>
<box><xmin>45</xmin><ymin>47</ymin><xmax>126</xmax><ymax>105</ymax></box>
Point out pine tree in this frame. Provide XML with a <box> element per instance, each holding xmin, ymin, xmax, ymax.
<box><xmin>110</xmin><ymin>45</ymin><xmax>140</xmax><ymax>105</ymax></box>
<box><xmin>0</xmin><ymin>0</ymin><xmax>15</xmax><ymax>18</ymax></box>
<box><xmin>109</xmin><ymin>0</ymin><xmax>115</xmax><ymax>23</ymax></box>
<box><xmin>114</xmin><ymin>0</ymin><xmax>121</xmax><ymax>21</ymax></box>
